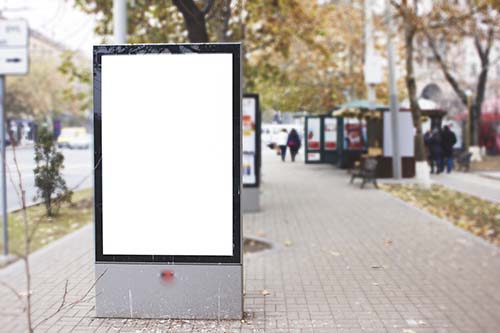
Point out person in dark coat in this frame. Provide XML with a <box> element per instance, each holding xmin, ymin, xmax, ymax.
<box><xmin>425</xmin><ymin>128</ymin><xmax>443</xmax><ymax>174</ymax></box>
<box><xmin>441</xmin><ymin>125</ymin><xmax>457</xmax><ymax>173</ymax></box>
<box><xmin>287</xmin><ymin>129</ymin><xmax>301</xmax><ymax>162</ymax></box>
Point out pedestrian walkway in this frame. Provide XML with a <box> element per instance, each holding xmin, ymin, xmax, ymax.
<box><xmin>1</xmin><ymin>150</ymin><xmax>500</xmax><ymax>332</ymax></box>
<box><xmin>431</xmin><ymin>171</ymin><xmax>500</xmax><ymax>204</ymax></box>
<box><xmin>478</xmin><ymin>171</ymin><xmax>500</xmax><ymax>181</ymax></box>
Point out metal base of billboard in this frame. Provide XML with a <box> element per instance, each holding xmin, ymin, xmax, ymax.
<box><xmin>242</xmin><ymin>187</ymin><xmax>260</xmax><ymax>213</ymax></box>
<box><xmin>95</xmin><ymin>263</ymin><xmax>243</xmax><ymax>319</ymax></box>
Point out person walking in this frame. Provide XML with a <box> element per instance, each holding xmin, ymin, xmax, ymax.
<box><xmin>441</xmin><ymin>125</ymin><xmax>457</xmax><ymax>173</ymax></box>
<box><xmin>427</xmin><ymin>128</ymin><xmax>443</xmax><ymax>174</ymax></box>
<box><xmin>287</xmin><ymin>129</ymin><xmax>301</xmax><ymax>162</ymax></box>
<box><xmin>277</xmin><ymin>128</ymin><xmax>289</xmax><ymax>162</ymax></box>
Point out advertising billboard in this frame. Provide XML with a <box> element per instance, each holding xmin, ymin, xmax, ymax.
<box><xmin>242</xmin><ymin>94</ymin><xmax>260</xmax><ymax>187</ymax></box>
<box><xmin>94</xmin><ymin>44</ymin><xmax>241</xmax><ymax>264</ymax></box>
<box><xmin>324</xmin><ymin>118</ymin><xmax>337</xmax><ymax>150</ymax></box>
<box><xmin>343</xmin><ymin>118</ymin><xmax>367</xmax><ymax>150</ymax></box>
<box><xmin>307</xmin><ymin>117</ymin><xmax>321</xmax><ymax>150</ymax></box>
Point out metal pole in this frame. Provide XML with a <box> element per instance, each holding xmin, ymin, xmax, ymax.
<box><xmin>113</xmin><ymin>0</ymin><xmax>127</xmax><ymax>44</ymax></box>
<box><xmin>364</xmin><ymin>0</ymin><xmax>376</xmax><ymax>111</ymax></box>
<box><xmin>0</xmin><ymin>75</ymin><xmax>8</xmax><ymax>256</ymax></box>
<box><xmin>386</xmin><ymin>0</ymin><xmax>401</xmax><ymax>179</ymax></box>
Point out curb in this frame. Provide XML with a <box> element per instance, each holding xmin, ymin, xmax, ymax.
<box><xmin>379</xmin><ymin>189</ymin><xmax>500</xmax><ymax>254</ymax></box>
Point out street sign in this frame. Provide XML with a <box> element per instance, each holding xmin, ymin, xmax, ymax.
<box><xmin>0</xmin><ymin>48</ymin><xmax>28</xmax><ymax>75</ymax></box>
<box><xmin>0</xmin><ymin>20</ymin><xmax>28</xmax><ymax>47</ymax></box>
<box><xmin>0</xmin><ymin>19</ymin><xmax>29</xmax><ymax>75</ymax></box>
<box><xmin>1</xmin><ymin>19</ymin><xmax>29</xmax><ymax>258</ymax></box>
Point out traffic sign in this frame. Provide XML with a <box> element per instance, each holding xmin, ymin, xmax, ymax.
<box><xmin>0</xmin><ymin>20</ymin><xmax>28</xmax><ymax>47</ymax></box>
<box><xmin>0</xmin><ymin>48</ymin><xmax>28</xmax><ymax>75</ymax></box>
<box><xmin>0</xmin><ymin>19</ymin><xmax>29</xmax><ymax>75</ymax></box>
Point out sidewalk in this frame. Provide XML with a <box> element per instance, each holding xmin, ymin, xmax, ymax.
<box><xmin>1</xmin><ymin>150</ymin><xmax>500</xmax><ymax>332</ymax></box>
<box><xmin>478</xmin><ymin>171</ymin><xmax>500</xmax><ymax>181</ymax></box>
<box><xmin>431</xmin><ymin>171</ymin><xmax>500</xmax><ymax>204</ymax></box>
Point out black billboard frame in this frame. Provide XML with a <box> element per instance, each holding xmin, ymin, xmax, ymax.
<box><xmin>93</xmin><ymin>43</ymin><xmax>242</xmax><ymax>265</ymax></box>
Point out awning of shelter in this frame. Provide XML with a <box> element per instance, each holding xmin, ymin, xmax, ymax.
<box><xmin>332</xmin><ymin>108</ymin><xmax>361</xmax><ymax>117</ymax></box>
<box><xmin>337</xmin><ymin>99</ymin><xmax>388</xmax><ymax>111</ymax></box>
<box><xmin>331</xmin><ymin>99</ymin><xmax>387</xmax><ymax>118</ymax></box>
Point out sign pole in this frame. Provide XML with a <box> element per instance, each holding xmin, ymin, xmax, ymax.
<box><xmin>386</xmin><ymin>1</ymin><xmax>402</xmax><ymax>179</ymax></box>
<box><xmin>0</xmin><ymin>75</ymin><xmax>8</xmax><ymax>256</ymax></box>
<box><xmin>113</xmin><ymin>0</ymin><xmax>127</xmax><ymax>44</ymax></box>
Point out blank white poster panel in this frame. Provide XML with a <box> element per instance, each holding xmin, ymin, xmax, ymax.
<box><xmin>101</xmin><ymin>53</ymin><xmax>233</xmax><ymax>256</ymax></box>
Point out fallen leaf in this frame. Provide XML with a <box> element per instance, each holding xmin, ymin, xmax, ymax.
<box><xmin>384</xmin><ymin>240</ymin><xmax>393</xmax><ymax>246</ymax></box>
<box><xmin>284</xmin><ymin>240</ymin><xmax>292</xmax><ymax>247</ymax></box>
<box><xmin>261</xmin><ymin>289</ymin><xmax>271</xmax><ymax>296</ymax></box>
<box><xmin>406</xmin><ymin>319</ymin><xmax>417</xmax><ymax>326</ymax></box>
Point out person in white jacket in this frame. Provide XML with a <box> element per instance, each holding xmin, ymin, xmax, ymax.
<box><xmin>277</xmin><ymin>129</ymin><xmax>289</xmax><ymax>162</ymax></box>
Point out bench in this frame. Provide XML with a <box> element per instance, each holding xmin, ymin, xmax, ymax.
<box><xmin>350</xmin><ymin>157</ymin><xmax>379</xmax><ymax>189</ymax></box>
<box><xmin>456</xmin><ymin>152</ymin><xmax>472</xmax><ymax>172</ymax></box>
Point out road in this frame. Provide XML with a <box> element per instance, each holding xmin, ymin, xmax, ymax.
<box><xmin>5</xmin><ymin>146</ymin><xmax>93</xmax><ymax>212</ymax></box>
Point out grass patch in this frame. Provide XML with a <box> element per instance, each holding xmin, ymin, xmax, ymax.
<box><xmin>0</xmin><ymin>188</ymin><xmax>92</xmax><ymax>266</ymax></box>
<box><xmin>381</xmin><ymin>184</ymin><xmax>500</xmax><ymax>246</ymax></box>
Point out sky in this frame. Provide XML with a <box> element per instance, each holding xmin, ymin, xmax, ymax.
<box><xmin>0</xmin><ymin>0</ymin><xmax>97</xmax><ymax>58</ymax></box>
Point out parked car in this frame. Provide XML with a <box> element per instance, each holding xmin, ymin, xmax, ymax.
<box><xmin>57</xmin><ymin>127</ymin><xmax>91</xmax><ymax>149</ymax></box>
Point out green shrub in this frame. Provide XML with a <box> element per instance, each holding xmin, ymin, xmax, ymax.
<box><xmin>33</xmin><ymin>127</ymin><xmax>72</xmax><ymax>217</ymax></box>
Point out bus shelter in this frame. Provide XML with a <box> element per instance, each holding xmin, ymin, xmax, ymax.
<box><xmin>331</xmin><ymin>99</ymin><xmax>446</xmax><ymax>178</ymax></box>
<box><xmin>304</xmin><ymin>114</ymin><xmax>340</xmax><ymax>164</ymax></box>
<box><xmin>332</xmin><ymin>100</ymin><xmax>387</xmax><ymax>169</ymax></box>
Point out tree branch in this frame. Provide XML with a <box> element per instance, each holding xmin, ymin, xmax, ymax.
<box><xmin>422</xmin><ymin>28</ymin><xmax>467</xmax><ymax>106</ymax></box>
<box><xmin>172</xmin><ymin>0</ymin><xmax>209</xmax><ymax>42</ymax></box>
<box><xmin>202</xmin><ymin>0</ymin><xmax>216</xmax><ymax>15</ymax></box>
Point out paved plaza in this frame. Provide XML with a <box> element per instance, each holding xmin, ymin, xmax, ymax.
<box><xmin>1</xmin><ymin>150</ymin><xmax>500</xmax><ymax>332</ymax></box>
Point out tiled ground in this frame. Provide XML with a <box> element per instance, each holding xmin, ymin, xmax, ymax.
<box><xmin>1</xmin><ymin>150</ymin><xmax>500</xmax><ymax>332</ymax></box>
<box><xmin>431</xmin><ymin>172</ymin><xmax>500</xmax><ymax>204</ymax></box>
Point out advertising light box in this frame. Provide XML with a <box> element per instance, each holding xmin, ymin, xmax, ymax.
<box><xmin>94</xmin><ymin>44</ymin><xmax>241</xmax><ymax>264</ymax></box>
<box><xmin>307</xmin><ymin>118</ymin><xmax>321</xmax><ymax>150</ymax></box>
<box><xmin>324</xmin><ymin>118</ymin><xmax>337</xmax><ymax>150</ymax></box>
<box><xmin>242</xmin><ymin>94</ymin><xmax>260</xmax><ymax>187</ymax></box>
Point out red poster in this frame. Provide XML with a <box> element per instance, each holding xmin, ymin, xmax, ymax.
<box><xmin>344</xmin><ymin>122</ymin><xmax>365</xmax><ymax>150</ymax></box>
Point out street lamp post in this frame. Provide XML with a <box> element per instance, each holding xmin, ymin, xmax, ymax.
<box><xmin>0</xmin><ymin>76</ymin><xmax>7</xmax><ymax>258</ymax></box>
<box><xmin>113</xmin><ymin>0</ymin><xmax>127</xmax><ymax>44</ymax></box>
<box><xmin>385</xmin><ymin>0</ymin><xmax>402</xmax><ymax>179</ymax></box>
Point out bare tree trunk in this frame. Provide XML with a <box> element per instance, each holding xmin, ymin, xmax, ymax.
<box><xmin>403</xmin><ymin>10</ymin><xmax>425</xmax><ymax>162</ymax></box>
<box><xmin>10</xmin><ymin>141</ymin><xmax>33</xmax><ymax>332</ymax></box>
<box><xmin>423</xmin><ymin>22</ymin><xmax>494</xmax><ymax>148</ymax></box>
<box><xmin>472</xmin><ymin>28</ymin><xmax>494</xmax><ymax>146</ymax></box>
<box><xmin>172</xmin><ymin>0</ymin><xmax>210</xmax><ymax>43</ymax></box>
